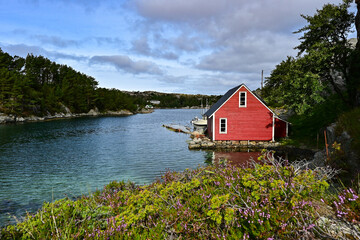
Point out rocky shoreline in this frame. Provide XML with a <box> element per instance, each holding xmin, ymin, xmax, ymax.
<box><xmin>0</xmin><ymin>108</ymin><xmax>153</xmax><ymax>124</ymax></box>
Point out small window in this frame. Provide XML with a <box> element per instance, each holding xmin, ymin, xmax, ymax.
<box><xmin>239</xmin><ymin>92</ymin><xmax>246</xmax><ymax>107</ymax></box>
<box><xmin>220</xmin><ymin>118</ymin><xmax>227</xmax><ymax>134</ymax></box>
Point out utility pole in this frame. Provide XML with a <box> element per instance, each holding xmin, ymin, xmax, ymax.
<box><xmin>261</xmin><ymin>70</ymin><xmax>264</xmax><ymax>89</ymax></box>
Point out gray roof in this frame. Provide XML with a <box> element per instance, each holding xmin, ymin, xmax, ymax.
<box><xmin>204</xmin><ymin>84</ymin><xmax>243</xmax><ymax>117</ymax></box>
<box><xmin>204</xmin><ymin>84</ymin><xmax>289</xmax><ymax>123</ymax></box>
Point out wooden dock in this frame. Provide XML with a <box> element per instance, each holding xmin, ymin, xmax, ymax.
<box><xmin>163</xmin><ymin>124</ymin><xmax>192</xmax><ymax>134</ymax></box>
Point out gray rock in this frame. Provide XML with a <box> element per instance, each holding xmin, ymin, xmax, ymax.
<box><xmin>87</xmin><ymin>109</ymin><xmax>99</xmax><ymax>116</ymax></box>
<box><xmin>106</xmin><ymin>110</ymin><xmax>133</xmax><ymax>116</ymax></box>
<box><xmin>337</xmin><ymin>131</ymin><xmax>352</xmax><ymax>154</ymax></box>
<box><xmin>17</xmin><ymin>117</ymin><xmax>25</xmax><ymax>122</ymax></box>
<box><xmin>310</xmin><ymin>151</ymin><xmax>327</xmax><ymax>168</ymax></box>
<box><xmin>326</xmin><ymin>123</ymin><xmax>337</xmax><ymax>146</ymax></box>
<box><xmin>188</xmin><ymin>144</ymin><xmax>201</xmax><ymax>149</ymax></box>
<box><xmin>0</xmin><ymin>115</ymin><xmax>15</xmax><ymax>123</ymax></box>
<box><xmin>316</xmin><ymin>216</ymin><xmax>360</xmax><ymax>239</ymax></box>
<box><xmin>60</xmin><ymin>103</ymin><xmax>72</xmax><ymax>114</ymax></box>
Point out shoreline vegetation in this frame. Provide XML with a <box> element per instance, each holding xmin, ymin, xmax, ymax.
<box><xmin>0</xmin><ymin>108</ymin><xmax>152</xmax><ymax>124</ymax></box>
<box><xmin>1</xmin><ymin>1</ymin><xmax>360</xmax><ymax>238</ymax></box>
<box><xmin>0</xmin><ymin>48</ymin><xmax>220</xmax><ymax>124</ymax></box>
<box><xmin>1</xmin><ymin>151</ymin><xmax>359</xmax><ymax>239</ymax></box>
<box><xmin>0</xmin><ymin>106</ymin><xmax>208</xmax><ymax>124</ymax></box>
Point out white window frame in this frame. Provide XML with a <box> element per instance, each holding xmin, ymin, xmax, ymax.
<box><xmin>219</xmin><ymin>118</ymin><xmax>227</xmax><ymax>134</ymax></box>
<box><xmin>239</xmin><ymin>91</ymin><xmax>247</xmax><ymax>107</ymax></box>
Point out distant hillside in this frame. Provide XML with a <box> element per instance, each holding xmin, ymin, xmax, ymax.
<box><xmin>124</xmin><ymin>90</ymin><xmax>221</xmax><ymax>109</ymax></box>
<box><xmin>0</xmin><ymin>48</ymin><xmax>220</xmax><ymax>117</ymax></box>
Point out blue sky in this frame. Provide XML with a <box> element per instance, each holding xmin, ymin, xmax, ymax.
<box><xmin>0</xmin><ymin>0</ymin><xmax>356</xmax><ymax>95</ymax></box>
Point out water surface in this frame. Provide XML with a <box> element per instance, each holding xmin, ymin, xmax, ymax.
<box><xmin>0</xmin><ymin>109</ymin><xmax>312</xmax><ymax>226</ymax></box>
<box><xmin>0</xmin><ymin>109</ymin><xmax>208</xmax><ymax>226</ymax></box>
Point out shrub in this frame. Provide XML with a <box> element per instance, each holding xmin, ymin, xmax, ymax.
<box><xmin>1</xmin><ymin>153</ymin><xmax>330</xmax><ymax>239</ymax></box>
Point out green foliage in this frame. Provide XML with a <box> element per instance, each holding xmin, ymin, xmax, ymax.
<box><xmin>142</xmin><ymin>93</ymin><xmax>220</xmax><ymax>109</ymax></box>
<box><xmin>294</xmin><ymin>0</ymin><xmax>357</xmax><ymax>106</ymax></box>
<box><xmin>262</xmin><ymin>56</ymin><xmax>325</xmax><ymax>114</ymax></box>
<box><xmin>0</xmin><ymin>48</ymin><xmax>220</xmax><ymax>116</ymax></box>
<box><xmin>95</xmin><ymin>88</ymin><xmax>138</xmax><ymax>112</ymax></box>
<box><xmin>0</xmin><ymin>49</ymin><xmax>146</xmax><ymax>116</ymax></box>
<box><xmin>322</xmin><ymin>187</ymin><xmax>360</xmax><ymax>223</ymax></box>
<box><xmin>295</xmin><ymin>0</ymin><xmax>354</xmax><ymax>56</ymax></box>
<box><xmin>262</xmin><ymin>0</ymin><xmax>359</xmax><ymax>116</ymax></box>
<box><xmin>287</xmin><ymin>95</ymin><xmax>349</xmax><ymax>147</ymax></box>
<box><xmin>1</xmin><ymin>153</ymin><xmax>330</xmax><ymax>239</ymax></box>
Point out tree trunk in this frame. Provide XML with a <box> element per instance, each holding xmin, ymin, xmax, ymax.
<box><xmin>353</xmin><ymin>1</ymin><xmax>360</xmax><ymax>106</ymax></box>
<box><xmin>356</xmin><ymin>0</ymin><xmax>360</xmax><ymax>50</ymax></box>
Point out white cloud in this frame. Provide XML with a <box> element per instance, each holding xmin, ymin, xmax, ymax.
<box><xmin>0</xmin><ymin>43</ymin><xmax>86</xmax><ymax>61</ymax></box>
<box><xmin>1</xmin><ymin>0</ymin><xmax>351</xmax><ymax>94</ymax></box>
<box><xmin>197</xmin><ymin>32</ymin><xmax>298</xmax><ymax>73</ymax></box>
<box><xmin>133</xmin><ymin>0</ymin><xmax>346</xmax><ymax>76</ymax></box>
<box><xmin>89</xmin><ymin>55</ymin><xmax>163</xmax><ymax>75</ymax></box>
<box><xmin>33</xmin><ymin>35</ymin><xmax>79</xmax><ymax>48</ymax></box>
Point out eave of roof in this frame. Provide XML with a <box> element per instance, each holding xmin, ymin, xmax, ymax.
<box><xmin>204</xmin><ymin>84</ymin><xmax>242</xmax><ymax>117</ymax></box>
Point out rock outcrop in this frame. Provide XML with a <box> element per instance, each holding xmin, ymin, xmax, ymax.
<box><xmin>0</xmin><ymin>107</ymin><xmax>137</xmax><ymax>124</ymax></box>
<box><xmin>105</xmin><ymin>110</ymin><xmax>133</xmax><ymax>116</ymax></box>
<box><xmin>188</xmin><ymin>136</ymin><xmax>281</xmax><ymax>150</ymax></box>
<box><xmin>325</xmin><ymin>123</ymin><xmax>360</xmax><ymax>172</ymax></box>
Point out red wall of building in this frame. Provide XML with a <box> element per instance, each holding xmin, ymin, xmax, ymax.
<box><xmin>275</xmin><ymin>118</ymin><xmax>287</xmax><ymax>138</ymax></box>
<box><xmin>213</xmin><ymin>86</ymin><xmax>273</xmax><ymax>141</ymax></box>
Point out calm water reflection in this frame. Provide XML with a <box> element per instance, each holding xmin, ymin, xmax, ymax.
<box><xmin>0</xmin><ymin>109</ymin><xmax>209</xmax><ymax>226</ymax></box>
<box><xmin>0</xmin><ymin>109</ymin><xmax>311</xmax><ymax>226</ymax></box>
<box><xmin>211</xmin><ymin>151</ymin><xmax>262</xmax><ymax>166</ymax></box>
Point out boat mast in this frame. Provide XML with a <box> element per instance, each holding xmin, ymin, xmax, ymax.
<box><xmin>201</xmin><ymin>98</ymin><xmax>204</xmax><ymax>115</ymax></box>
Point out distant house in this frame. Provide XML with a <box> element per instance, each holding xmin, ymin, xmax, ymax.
<box><xmin>149</xmin><ymin>100</ymin><xmax>160</xmax><ymax>105</ymax></box>
<box><xmin>204</xmin><ymin>84</ymin><xmax>288</xmax><ymax>142</ymax></box>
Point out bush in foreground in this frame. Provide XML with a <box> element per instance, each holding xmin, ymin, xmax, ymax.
<box><xmin>0</xmin><ymin>152</ymin><xmax>347</xmax><ymax>239</ymax></box>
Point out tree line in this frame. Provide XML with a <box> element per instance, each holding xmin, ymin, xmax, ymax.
<box><xmin>261</xmin><ymin>0</ymin><xmax>360</xmax><ymax>115</ymax></box>
<box><xmin>0</xmin><ymin>49</ymin><xmax>219</xmax><ymax>116</ymax></box>
<box><xmin>260</xmin><ymin>0</ymin><xmax>360</xmax><ymax>144</ymax></box>
<box><xmin>0</xmin><ymin>49</ymin><xmax>143</xmax><ymax>115</ymax></box>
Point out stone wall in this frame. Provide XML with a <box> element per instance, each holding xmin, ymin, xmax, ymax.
<box><xmin>188</xmin><ymin>137</ymin><xmax>281</xmax><ymax>150</ymax></box>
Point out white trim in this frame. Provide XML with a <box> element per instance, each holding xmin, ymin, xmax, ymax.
<box><xmin>272</xmin><ymin>114</ymin><xmax>275</xmax><ymax>142</ymax></box>
<box><xmin>286</xmin><ymin>122</ymin><xmax>289</xmax><ymax>137</ymax></box>
<box><xmin>239</xmin><ymin>91</ymin><xmax>247</xmax><ymax>108</ymax></box>
<box><xmin>212</xmin><ymin>114</ymin><xmax>215</xmax><ymax>140</ymax></box>
<box><xmin>208</xmin><ymin>86</ymin><xmax>243</xmax><ymax>118</ymax></box>
<box><xmin>219</xmin><ymin>118</ymin><xmax>227</xmax><ymax>134</ymax></box>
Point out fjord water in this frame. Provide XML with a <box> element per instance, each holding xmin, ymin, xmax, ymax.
<box><xmin>0</xmin><ymin>109</ymin><xmax>208</xmax><ymax>226</ymax></box>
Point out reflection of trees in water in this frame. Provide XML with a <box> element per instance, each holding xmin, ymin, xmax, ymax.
<box><xmin>204</xmin><ymin>148</ymin><xmax>315</xmax><ymax>167</ymax></box>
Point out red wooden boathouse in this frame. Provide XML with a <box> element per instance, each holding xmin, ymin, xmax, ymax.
<box><xmin>204</xmin><ymin>84</ymin><xmax>288</xmax><ymax>142</ymax></box>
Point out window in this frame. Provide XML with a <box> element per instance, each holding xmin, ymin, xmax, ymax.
<box><xmin>239</xmin><ymin>92</ymin><xmax>246</xmax><ymax>107</ymax></box>
<box><xmin>220</xmin><ymin>118</ymin><xmax>227</xmax><ymax>134</ymax></box>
